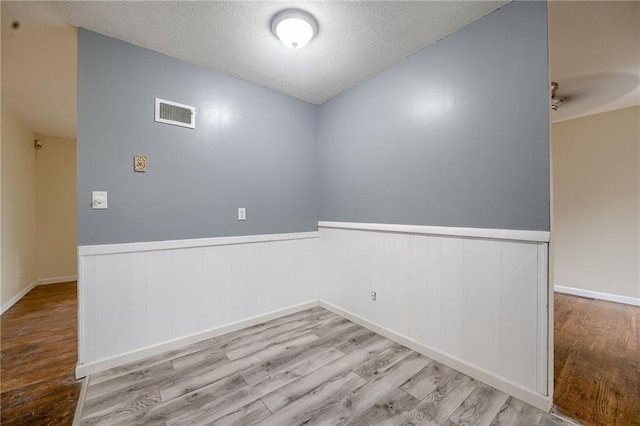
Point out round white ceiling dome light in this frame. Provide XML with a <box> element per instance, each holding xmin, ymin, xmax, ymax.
<box><xmin>271</xmin><ymin>9</ymin><xmax>318</xmax><ymax>49</ymax></box>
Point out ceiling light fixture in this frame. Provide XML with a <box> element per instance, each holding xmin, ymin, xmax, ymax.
<box><xmin>271</xmin><ymin>9</ymin><xmax>318</xmax><ymax>49</ymax></box>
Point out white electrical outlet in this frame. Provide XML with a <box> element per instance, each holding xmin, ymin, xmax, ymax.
<box><xmin>371</xmin><ymin>290</ymin><xmax>377</xmax><ymax>301</ymax></box>
<box><xmin>238</xmin><ymin>208</ymin><xmax>246</xmax><ymax>221</ymax></box>
<box><xmin>92</xmin><ymin>191</ymin><xmax>108</xmax><ymax>209</ymax></box>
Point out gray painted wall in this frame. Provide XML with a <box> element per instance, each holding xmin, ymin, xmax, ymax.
<box><xmin>318</xmin><ymin>1</ymin><xmax>550</xmax><ymax>231</ymax></box>
<box><xmin>79</xmin><ymin>0</ymin><xmax>550</xmax><ymax>245</ymax></box>
<box><xmin>77</xmin><ymin>29</ymin><xmax>318</xmax><ymax>245</ymax></box>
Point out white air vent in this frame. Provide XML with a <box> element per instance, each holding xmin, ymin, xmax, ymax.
<box><xmin>154</xmin><ymin>98</ymin><xmax>195</xmax><ymax>129</ymax></box>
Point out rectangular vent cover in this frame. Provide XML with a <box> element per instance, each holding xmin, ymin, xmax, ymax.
<box><xmin>154</xmin><ymin>98</ymin><xmax>195</xmax><ymax>129</ymax></box>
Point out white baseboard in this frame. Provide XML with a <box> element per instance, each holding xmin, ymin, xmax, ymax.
<box><xmin>72</xmin><ymin>377</ymin><xmax>89</xmax><ymax>426</ymax></box>
<box><xmin>555</xmin><ymin>285</ymin><xmax>640</xmax><ymax>307</ymax></box>
<box><xmin>1</xmin><ymin>281</ymin><xmax>38</xmax><ymax>315</ymax></box>
<box><xmin>38</xmin><ymin>275</ymin><xmax>78</xmax><ymax>285</ymax></box>
<box><xmin>318</xmin><ymin>299</ymin><xmax>552</xmax><ymax>412</ymax></box>
<box><xmin>75</xmin><ymin>299</ymin><xmax>319</xmax><ymax>379</ymax></box>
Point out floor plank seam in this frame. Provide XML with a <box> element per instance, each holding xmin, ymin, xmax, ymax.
<box><xmin>260</xmin><ymin>398</ymin><xmax>274</xmax><ymax>414</ymax></box>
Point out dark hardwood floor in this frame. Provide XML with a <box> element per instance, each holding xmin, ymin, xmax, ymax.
<box><xmin>1</xmin><ymin>282</ymin><xmax>80</xmax><ymax>425</ymax></box>
<box><xmin>554</xmin><ymin>292</ymin><xmax>640</xmax><ymax>426</ymax></box>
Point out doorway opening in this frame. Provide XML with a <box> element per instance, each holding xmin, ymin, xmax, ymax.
<box><xmin>548</xmin><ymin>2</ymin><xmax>640</xmax><ymax>425</ymax></box>
<box><xmin>1</xmin><ymin>4</ymin><xmax>79</xmax><ymax>423</ymax></box>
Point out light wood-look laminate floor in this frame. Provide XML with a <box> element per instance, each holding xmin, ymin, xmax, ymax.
<box><xmin>0</xmin><ymin>282</ymin><xmax>81</xmax><ymax>425</ymax></box>
<box><xmin>554</xmin><ymin>293</ymin><xmax>640</xmax><ymax>426</ymax></box>
<box><xmin>77</xmin><ymin>306</ymin><xmax>564</xmax><ymax>426</ymax></box>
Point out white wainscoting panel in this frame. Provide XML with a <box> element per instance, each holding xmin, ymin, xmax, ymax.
<box><xmin>318</xmin><ymin>226</ymin><xmax>550</xmax><ymax>410</ymax></box>
<box><xmin>440</xmin><ymin>237</ymin><xmax>464</xmax><ymax>358</ymax></box>
<box><xmin>501</xmin><ymin>241</ymin><xmax>539</xmax><ymax>392</ymax></box>
<box><xmin>78</xmin><ymin>235</ymin><xmax>319</xmax><ymax>371</ymax></box>
<box><xmin>78</xmin><ymin>225</ymin><xmax>550</xmax><ymax>410</ymax></box>
<box><xmin>462</xmin><ymin>238</ymin><xmax>502</xmax><ymax>374</ymax></box>
<box><xmin>94</xmin><ymin>253</ymin><xmax>133</xmax><ymax>360</ymax></box>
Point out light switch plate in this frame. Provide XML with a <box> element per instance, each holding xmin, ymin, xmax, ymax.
<box><xmin>238</xmin><ymin>208</ymin><xmax>246</xmax><ymax>221</ymax></box>
<box><xmin>92</xmin><ymin>191</ymin><xmax>108</xmax><ymax>209</ymax></box>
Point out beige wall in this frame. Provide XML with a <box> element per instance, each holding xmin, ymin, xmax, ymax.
<box><xmin>36</xmin><ymin>136</ymin><xmax>76</xmax><ymax>280</ymax></box>
<box><xmin>552</xmin><ymin>105</ymin><xmax>640</xmax><ymax>299</ymax></box>
<box><xmin>1</xmin><ymin>102</ymin><xmax>37</xmax><ymax>307</ymax></box>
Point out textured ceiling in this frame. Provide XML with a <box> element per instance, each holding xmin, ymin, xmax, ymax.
<box><xmin>6</xmin><ymin>1</ymin><xmax>637</xmax><ymax>139</ymax></box>
<box><xmin>548</xmin><ymin>1</ymin><xmax>640</xmax><ymax>122</ymax></box>
<box><xmin>1</xmin><ymin>1</ymin><xmax>507</xmax><ymax>138</ymax></box>
<box><xmin>21</xmin><ymin>0</ymin><xmax>510</xmax><ymax>104</ymax></box>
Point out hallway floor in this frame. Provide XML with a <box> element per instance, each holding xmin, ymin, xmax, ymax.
<box><xmin>554</xmin><ymin>292</ymin><xmax>640</xmax><ymax>426</ymax></box>
<box><xmin>1</xmin><ymin>282</ymin><xmax>80</xmax><ymax>425</ymax></box>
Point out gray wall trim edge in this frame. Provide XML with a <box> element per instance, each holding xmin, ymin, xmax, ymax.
<box><xmin>318</xmin><ymin>221</ymin><xmax>550</xmax><ymax>243</ymax></box>
<box><xmin>78</xmin><ymin>231</ymin><xmax>320</xmax><ymax>256</ymax></box>
<box><xmin>79</xmin><ymin>222</ymin><xmax>549</xmax><ymax>257</ymax></box>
